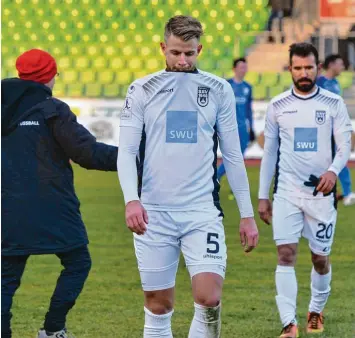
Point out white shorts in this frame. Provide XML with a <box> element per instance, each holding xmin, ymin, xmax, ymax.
<box><xmin>272</xmin><ymin>194</ymin><xmax>337</xmax><ymax>256</ymax></box>
<box><xmin>134</xmin><ymin>207</ymin><xmax>227</xmax><ymax>291</ymax></box>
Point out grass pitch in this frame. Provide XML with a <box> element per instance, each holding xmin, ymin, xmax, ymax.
<box><xmin>10</xmin><ymin>166</ymin><xmax>355</xmax><ymax>337</ymax></box>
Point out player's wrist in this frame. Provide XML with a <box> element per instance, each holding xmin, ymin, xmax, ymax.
<box><xmin>240</xmin><ymin>216</ymin><xmax>255</xmax><ymax>221</ymax></box>
<box><xmin>240</xmin><ymin>211</ymin><xmax>255</xmax><ymax>219</ymax></box>
<box><xmin>258</xmin><ymin>193</ymin><xmax>270</xmax><ymax>200</ymax></box>
<box><xmin>327</xmin><ymin>167</ymin><xmax>339</xmax><ymax>177</ymax></box>
<box><xmin>125</xmin><ymin>199</ymin><xmax>140</xmax><ymax>206</ymax></box>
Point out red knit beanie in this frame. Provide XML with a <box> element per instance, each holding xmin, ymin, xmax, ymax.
<box><xmin>16</xmin><ymin>49</ymin><xmax>57</xmax><ymax>84</ymax></box>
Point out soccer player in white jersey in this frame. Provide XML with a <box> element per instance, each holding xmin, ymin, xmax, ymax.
<box><xmin>258</xmin><ymin>43</ymin><xmax>353</xmax><ymax>338</ymax></box>
<box><xmin>117</xmin><ymin>15</ymin><xmax>259</xmax><ymax>338</ymax></box>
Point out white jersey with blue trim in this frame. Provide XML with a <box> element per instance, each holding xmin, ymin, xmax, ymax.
<box><xmin>119</xmin><ymin>69</ymin><xmax>251</xmax><ymax>213</ymax></box>
<box><xmin>264</xmin><ymin>86</ymin><xmax>352</xmax><ymax>198</ymax></box>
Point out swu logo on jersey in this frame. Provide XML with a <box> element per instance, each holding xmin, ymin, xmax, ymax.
<box><xmin>197</xmin><ymin>87</ymin><xmax>210</xmax><ymax>107</ymax></box>
<box><xmin>166</xmin><ymin>110</ymin><xmax>197</xmax><ymax>143</ymax></box>
<box><xmin>315</xmin><ymin>110</ymin><xmax>326</xmax><ymax>125</ymax></box>
<box><xmin>294</xmin><ymin>128</ymin><xmax>318</xmax><ymax>152</ymax></box>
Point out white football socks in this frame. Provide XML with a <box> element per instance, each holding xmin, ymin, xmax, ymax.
<box><xmin>144</xmin><ymin>307</ymin><xmax>173</xmax><ymax>338</ymax></box>
<box><xmin>309</xmin><ymin>266</ymin><xmax>332</xmax><ymax>314</ymax></box>
<box><xmin>275</xmin><ymin>265</ymin><xmax>298</xmax><ymax>327</ymax></box>
<box><xmin>188</xmin><ymin>302</ymin><xmax>221</xmax><ymax>338</ymax></box>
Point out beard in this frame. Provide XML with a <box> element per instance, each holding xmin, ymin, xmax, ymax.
<box><xmin>293</xmin><ymin>77</ymin><xmax>316</xmax><ymax>93</ymax></box>
<box><xmin>166</xmin><ymin>62</ymin><xmax>196</xmax><ymax>72</ymax></box>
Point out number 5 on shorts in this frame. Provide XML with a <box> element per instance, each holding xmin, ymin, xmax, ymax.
<box><xmin>207</xmin><ymin>233</ymin><xmax>219</xmax><ymax>254</ymax></box>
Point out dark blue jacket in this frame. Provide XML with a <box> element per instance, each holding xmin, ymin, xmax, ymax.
<box><xmin>1</xmin><ymin>78</ymin><xmax>118</xmax><ymax>256</ymax></box>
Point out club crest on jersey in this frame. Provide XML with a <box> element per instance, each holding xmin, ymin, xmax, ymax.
<box><xmin>128</xmin><ymin>85</ymin><xmax>135</xmax><ymax>94</ymax></box>
<box><xmin>315</xmin><ymin>110</ymin><xmax>326</xmax><ymax>125</ymax></box>
<box><xmin>197</xmin><ymin>87</ymin><xmax>210</xmax><ymax>107</ymax></box>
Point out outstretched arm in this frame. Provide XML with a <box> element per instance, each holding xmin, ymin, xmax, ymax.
<box><xmin>50</xmin><ymin>105</ymin><xmax>118</xmax><ymax>171</ymax></box>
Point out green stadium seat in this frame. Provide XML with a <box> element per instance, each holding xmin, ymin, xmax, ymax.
<box><xmin>245</xmin><ymin>72</ymin><xmax>260</xmax><ymax>86</ymax></box>
<box><xmin>1</xmin><ymin>45</ymin><xmax>13</xmax><ymax>56</ymax></box>
<box><xmin>338</xmin><ymin>71</ymin><xmax>353</xmax><ymax>89</ymax></box>
<box><xmin>268</xmin><ymin>85</ymin><xmax>284</xmax><ymax>98</ymax></box>
<box><xmin>98</xmin><ymin>71</ymin><xmax>114</xmax><ymax>84</ymax></box>
<box><xmin>4</xmin><ymin>69</ymin><xmax>18</xmax><ymax>79</ymax></box>
<box><xmin>145</xmin><ymin>58</ymin><xmax>162</xmax><ymax>71</ymax></box>
<box><xmin>261</xmin><ymin>72</ymin><xmax>279</xmax><ymax>87</ymax></box>
<box><xmin>119</xmin><ymin>84</ymin><xmax>130</xmax><ymax>97</ymax></box>
<box><xmin>67</xmin><ymin>83</ymin><xmax>84</xmax><ymax>97</ymax></box>
<box><xmin>2</xmin><ymin>1</ymin><xmax>269</xmax><ymax>98</ymax></box>
<box><xmin>128</xmin><ymin>57</ymin><xmax>143</xmax><ymax>70</ymax></box>
<box><xmin>51</xmin><ymin>46</ymin><xmax>67</xmax><ymax>57</ymax></box>
<box><xmin>92</xmin><ymin>56</ymin><xmax>108</xmax><ymax>69</ymax></box>
<box><xmin>103</xmin><ymin>84</ymin><xmax>120</xmax><ymax>98</ymax></box>
<box><xmin>257</xmin><ymin>8</ymin><xmax>270</xmax><ymax>23</ymax></box>
<box><xmin>66</xmin><ymin>45</ymin><xmax>85</xmax><ymax>57</ymax></box>
<box><xmin>62</xmin><ymin>70</ymin><xmax>78</xmax><ymax>84</ymax></box>
<box><xmin>116</xmin><ymin>71</ymin><xmax>132</xmax><ymax>85</ymax></box>
<box><xmin>53</xmin><ymin>83</ymin><xmax>66</xmax><ymax>97</ymax></box>
<box><xmin>134</xmin><ymin>70</ymin><xmax>150</xmax><ymax>79</ymax></box>
<box><xmin>58</xmin><ymin>56</ymin><xmax>72</xmax><ymax>70</ymax></box>
<box><xmin>1</xmin><ymin>67</ymin><xmax>6</xmax><ymax>79</ymax></box>
<box><xmin>85</xmin><ymin>83</ymin><xmax>102</xmax><ymax>97</ymax></box>
<box><xmin>198</xmin><ymin>58</ymin><xmax>216</xmax><ymax>71</ymax></box>
<box><xmin>110</xmin><ymin>57</ymin><xmax>125</xmax><ymax>70</ymax></box>
<box><xmin>74</xmin><ymin>56</ymin><xmax>91</xmax><ymax>70</ymax></box>
<box><xmin>279</xmin><ymin>72</ymin><xmax>292</xmax><ymax>87</ymax></box>
<box><xmin>80</xmin><ymin>70</ymin><xmax>96</xmax><ymax>84</ymax></box>
<box><xmin>224</xmin><ymin>70</ymin><xmax>234</xmax><ymax>79</ymax></box>
<box><xmin>218</xmin><ymin>58</ymin><xmax>232</xmax><ymax>71</ymax></box>
<box><xmin>253</xmin><ymin>85</ymin><xmax>267</xmax><ymax>100</ymax></box>
<box><xmin>85</xmin><ymin>45</ymin><xmax>100</xmax><ymax>57</ymax></box>
<box><xmin>4</xmin><ymin>57</ymin><xmax>17</xmax><ymax>70</ymax></box>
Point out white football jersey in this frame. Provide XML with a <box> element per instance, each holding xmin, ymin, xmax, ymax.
<box><xmin>120</xmin><ymin>69</ymin><xmax>238</xmax><ymax>211</ymax></box>
<box><xmin>264</xmin><ymin>86</ymin><xmax>353</xmax><ymax>198</ymax></box>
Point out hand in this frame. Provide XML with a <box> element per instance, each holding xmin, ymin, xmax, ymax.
<box><xmin>258</xmin><ymin>199</ymin><xmax>272</xmax><ymax>225</ymax></box>
<box><xmin>249</xmin><ymin>129</ymin><xmax>256</xmax><ymax>142</ymax></box>
<box><xmin>239</xmin><ymin>217</ymin><xmax>259</xmax><ymax>253</ymax></box>
<box><xmin>125</xmin><ymin>200</ymin><xmax>148</xmax><ymax>235</ymax></box>
<box><xmin>316</xmin><ymin>171</ymin><xmax>337</xmax><ymax>195</ymax></box>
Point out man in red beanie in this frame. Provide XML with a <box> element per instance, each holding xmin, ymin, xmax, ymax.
<box><xmin>16</xmin><ymin>48</ymin><xmax>58</xmax><ymax>85</ymax></box>
<box><xmin>1</xmin><ymin>49</ymin><xmax>118</xmax><ymax>338</ymax></box>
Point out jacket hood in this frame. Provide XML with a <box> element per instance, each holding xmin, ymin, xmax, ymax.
<box><xmin>1</xmin><ymin>78</ymin><xmax>52</xmax><ymax>136</ymax></box>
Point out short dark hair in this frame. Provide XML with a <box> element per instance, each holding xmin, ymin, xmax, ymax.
<box><xmin>289</xmin><ymin>43</ymin><xmax>319</xmax><ymax>65</ymax></box>
<box><xmin>323</xmin><ymin>54</ymin><xmax>342</xmax><ymax>69</ymax></box>
<box><xmin>164</xmin><ymin>15</ymin><xmax>203</xmax><ymax>42</ymax></box>
<box><xmin>233</xmin><ymin>57</ymin><xmax>246</xmax><ymax>68</ymax></box>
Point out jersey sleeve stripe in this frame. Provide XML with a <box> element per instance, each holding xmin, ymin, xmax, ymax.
<box><xmin>137</xmin><ymin>125</ymin><xmax>147</xmax><ymax>198</ymax></box>
<box><xmin>212</xmin><ymin>125</ymin><xmax>223</xmax><ymax>217</ymax></box>
<box><xmin>273</xmin><ymin>137</ymin><xmax>281</xmax><ymax>194</ymax></box>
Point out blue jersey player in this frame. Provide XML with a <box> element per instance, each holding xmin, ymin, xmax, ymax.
<box><xmin>317</xmin><ymin>54</ymin><xmax>355</xmax><ymax>206</ymax></box>
<box><xmin>217</xmin><ymin>58</ymin><xmax>254</xmax><ymax>181</ymax></box>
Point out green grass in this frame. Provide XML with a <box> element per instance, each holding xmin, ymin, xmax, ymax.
<box><xmin>11</xmin><ymin>166</ymin><xmax>355</xmax><ymax>337</ymax></box>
